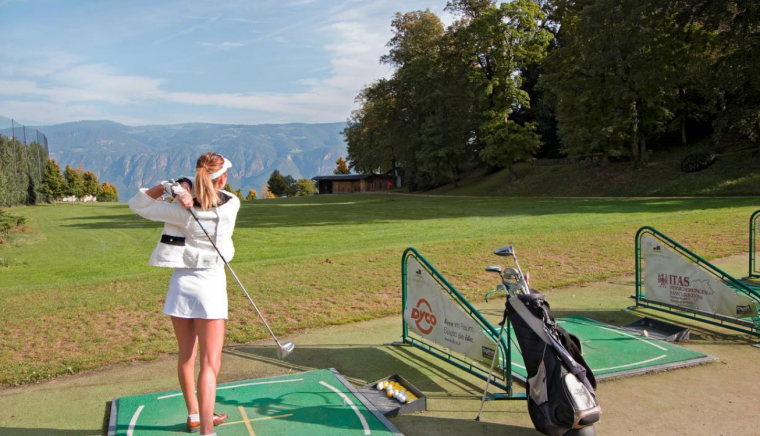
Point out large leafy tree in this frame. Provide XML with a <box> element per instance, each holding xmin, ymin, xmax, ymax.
<box><xmin>541</xmin><ymin>0</ymin><xmax>713</xmax><ymax>161</ymax></box>
<box><xmin>82</xmin><ymin>171</ymin><xmax>99</xmax><ymax>197</ymax></box>
<box><xmin>63</xmin><ymin>165</ymin><xmax>85</xmax><ymax>199</ymax></box>
<box><xmin>449</xmin><ymin>0</ymin><xmax>551</xmax><ymax>178</ymax></box>
<box><xmin>96</xmin><ymin>182</ymin><xmax>118</xmax><ymax>202</ymax></box>
<box><xmin>294</xmin><ymin>179</ymin><xmax>315</xmax><ymax>196</ymax></box>
<box><xmin>41</xmin><ymin>158</ymin><xmax>65</xmax><ymax>203</ymax></box>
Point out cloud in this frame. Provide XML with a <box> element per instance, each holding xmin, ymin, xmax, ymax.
<box><xmin>0</xmin><ymin>0</ymin><xmax>443</xmax><ymax>125</ymax></box>
<box><xmin>198</xmin><ymin>41</ymin><xmax>245</xmax><ymax>50</ymax></box>
<box><xmin>153</xmin><ymin>15</ymin><xmax>222</xmax><ymax>45</ymax></box>
<box><xmin>0</xmin><ymin>100</ymin><xmax>155</xmax><ymax>126</ymax></box>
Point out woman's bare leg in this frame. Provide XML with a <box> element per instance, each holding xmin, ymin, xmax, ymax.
<box><xmin>171</xmin><ymin>316</ymin><xmax>199</xmax><ymax>416</ymax></box>
<box><xmin>196</xmin><ymin>319</ymin><xmax>225</xmax><ymax>435</ymax></box>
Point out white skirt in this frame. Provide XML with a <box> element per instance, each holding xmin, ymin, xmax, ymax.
<box><xmin>163</xmin><ymin>266</ymin><xmax>228</xmax><ymax>320</ymax></box>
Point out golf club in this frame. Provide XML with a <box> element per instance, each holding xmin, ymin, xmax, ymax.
<box><xmin>475</xmin><ymin>301</ymin><xmax>509</xmax><ymax>421</ymax></box>
<box><xmin>172</xmin><ymin>180</ymin><xmax>294</xmax><ymax>360</ymax></box>
<box><xmin>494</xmin><ymin>244</ymin><xmax>530</xmax><ymax>294</ymax></box>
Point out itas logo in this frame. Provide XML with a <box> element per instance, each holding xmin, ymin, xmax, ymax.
<box><xmin>658</xmin><ymin>273</ymin><xmax>668</xmax><ymax>288</ymax></box>
<box><xmin>411</xmin><ymin>299</ymin><xmax>437</xmax><ymax>334</ymax></box>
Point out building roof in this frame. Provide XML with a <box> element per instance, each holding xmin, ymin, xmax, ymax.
<box><xmin>312</xmin><ymin>174</ymin><xmax>391</xmax><ymax>182</ymax></box>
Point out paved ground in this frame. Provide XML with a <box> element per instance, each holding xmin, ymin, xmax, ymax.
<box><xmin>0</xmin><ymin>255</ymin><xmax>757</xmax><ymax>436</ymax></box>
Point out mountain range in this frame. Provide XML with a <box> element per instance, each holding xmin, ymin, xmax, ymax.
<box><xmin>31</xmin><ymin>120</ymin><xmax>348</xmax><ymax>200</ymax></box>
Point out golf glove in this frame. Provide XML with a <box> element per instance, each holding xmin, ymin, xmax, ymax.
<box><xmin>161</xmin><ymin>180</ymin><xmax>185</xmax><ymax>198</ymax></box>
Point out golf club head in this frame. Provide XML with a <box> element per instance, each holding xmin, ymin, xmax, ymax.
<box><xmin>485</xmin><ymin>265</ymin><xmax>502</xmax><ymax>273</ymax></box>
<box><xmin>277</xmin><ymin>342</ymin><xmax>295</xmax><ymax>360</ymax></box>
<box><xmin>494</xmin><ymin>245</ymin><xmax>514</xmax><ymax>257</ymax></box>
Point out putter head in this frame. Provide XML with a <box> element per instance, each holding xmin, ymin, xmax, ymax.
<box><xmin>494</xmin><ymin>245</ymin><xmax>515</xmax><ymax>257</ymax></box>
<box><xmin>485</xmin><ymin>265</ymin><xmax>502</xmax><ymax>274</ymax></box>
<box><xmin>277</xmin><ymin>342</ymin><xmax>295</xmax><ymax>360</ymax></box>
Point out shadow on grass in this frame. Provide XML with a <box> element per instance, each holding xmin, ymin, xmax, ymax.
<box><xmin>394</xmin><ymin>415</ymin><xmax>542</xmax><ymax>436</ymax></box>
<box><xmin>223</xmin><ymin>343</ymin><xmax>487</xmax><ymax>395</ymax></box>
<box><xmin>59</xmin><ymin>195</ymin><xmax>757</xmax><ymax>230</ymax></box>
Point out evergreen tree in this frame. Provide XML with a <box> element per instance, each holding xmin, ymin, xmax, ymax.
<box><xmin>282</xmin><ymin>175</ymin><xmax>297</xmax><ymax>197</ymax></box>
<box><xmin>266</xmin><ymin>170</ymin><xmax>288</xmax><ymax>197</ymax></box>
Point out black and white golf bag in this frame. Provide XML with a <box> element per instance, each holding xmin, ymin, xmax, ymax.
<box><xmin>507</xmin><ymin>293</ymin><xmax>602</xmax><ymax>436</ymax></box>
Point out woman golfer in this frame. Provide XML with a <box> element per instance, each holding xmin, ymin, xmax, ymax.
<box><xmin>129</xmin><ymin>152</ymin><xmax>240</xmax><ymax>436</ymax></box>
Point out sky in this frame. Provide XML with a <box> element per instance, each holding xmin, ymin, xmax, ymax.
<box><xmin>0</xmin><ymin>0</ymin><xmax>452</xmax><ymax>126</ymax></box>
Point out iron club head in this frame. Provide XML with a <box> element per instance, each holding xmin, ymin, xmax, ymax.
<box><xmin>276</xmin><ymin>342</ymin><xmax>295</xmax><ymax>360</ymax></box>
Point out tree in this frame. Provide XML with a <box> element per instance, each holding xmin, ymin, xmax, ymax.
<box><xmin>705</xmin><ymin>0</ymin><xmax>760</xmax><ymax>143</ymax></box>
<box><xmin>245</xmin><ymin>189</ymin><xmax>257</xmax><ymax>201</ymax></box>
<box><xmin>234</xmin><ymin>188</ymin><xmax>243</xmax><ymax>200</ymax></box>
<box><xmin>333</xmin><ymin>157</ymin><xmax>350</xmax><ymax>175</ymax></box>
<box><xmin>453</xmin><ymin>0</ymin><xmax>552</xmax><ymax>179</ymax></box>
<box><xmin>82</xmin><ymin>171</ymin><xmax>99</xmax><ymax>197</ymax></box>
<box><xmin>282</xmin><ymin>175</ymin><xmax>297</xmax><ymax>197</ymax></box>
<box><xmin>540</xmin><ymin>0</ymin><xmax>703</xmax><ymax>162</ymax></box>
<box><xmin>96</xmin><ymin>182</ymin><xmax>118</xmax><ymax>202</ymax></box>
<box><xmin>294</xmin><ymin>178</ymin><xmax>315</xmax><ymax>196</ymax></box>
<box><xmin>266</xmin><ymin>170</ymin><xmax>288</xmax><ymax>197</ymax></box>
<box><xmin>63</xmin><ymin>165</ymin><xmax>85</xmax><ymax>199</ymax></box>
<box><xmin>41</xmin><ymin>158</ymin><xmax>65</xmax><ymax>203</ymax></box>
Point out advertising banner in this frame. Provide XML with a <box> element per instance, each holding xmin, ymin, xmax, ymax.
<box><xmin>642</xmin><ymin>235</ymin><xmax>758</xmax><ymax>319</ymax></box>
<box><xmin>404</xmin><ymin>256</ymin><xmax>498</xmax><ymax>365</ymax></box>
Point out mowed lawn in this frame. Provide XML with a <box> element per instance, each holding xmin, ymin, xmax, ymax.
<box><xmin>1</xmin><ymin>194</ymin><xmax>758</xmax><ymax>386</ymax></box>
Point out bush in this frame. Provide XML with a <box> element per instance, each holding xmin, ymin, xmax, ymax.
<box><xmin>0</xmin><ymin>210</ymin><xmax>27</xmax><ymax>233</ymax></box>
<box><xmin>680</xmin><ymin>151</ymin><xmax>716</xmax><ymax>173</ymax></box>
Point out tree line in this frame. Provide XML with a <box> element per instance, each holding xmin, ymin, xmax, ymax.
<box><xmin>41</xmin><ymin>159</ymin><xmax>119</xmax><ymax>203</ymax></box>
<box><xmin>344</xmin><ymin>0</ymin><xmax>759</xmax><ymax>190</ymax></box>
<box><xmin>0</xmin><ymin>134</ymin><xmax>49</xmax><ymax>206</ymax></box>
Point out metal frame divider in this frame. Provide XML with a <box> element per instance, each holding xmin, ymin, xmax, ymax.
<box><xmin>396</xmin><ymin>247</ymin><xmax>525</xmax><ymax>400</ymax></box>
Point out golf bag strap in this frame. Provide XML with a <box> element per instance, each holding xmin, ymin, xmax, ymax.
<box><xmin>509</xmin><ymin>295</ymin><xmax>553</xmax><ymax>345</ymax></box>
<box><xmin>509</xmin><ymin>296</ymin><xmax>597</xmax><ymax>393</ymax></box>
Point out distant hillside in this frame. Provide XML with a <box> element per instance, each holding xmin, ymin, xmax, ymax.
<box><xmin>34</xmin><ymin>120</ymin><xmax>347</xmax><ymax>199</ymax></box>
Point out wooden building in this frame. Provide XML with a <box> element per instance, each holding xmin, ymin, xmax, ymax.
<box><xmin>312</xmin><ymin>174</ymin><xmax>394</xmax><ymax>194</ymax></box>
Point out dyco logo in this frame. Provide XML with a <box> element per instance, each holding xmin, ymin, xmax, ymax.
<box><xmin>411</xmin><ymin>299</ymin><xmax>437</xmax><ymax>334</ymax></box>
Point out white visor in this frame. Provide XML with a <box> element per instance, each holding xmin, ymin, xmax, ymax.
<box><xmin>209</xmin><ymin>157</ymin><xmax>232</xmax><ymax>180</ymax></box>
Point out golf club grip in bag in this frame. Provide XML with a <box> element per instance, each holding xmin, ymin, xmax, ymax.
<box><xmin>507</xmin><ymin>293</ymin><xmax>601</xmax><ymax>436</ymax></box>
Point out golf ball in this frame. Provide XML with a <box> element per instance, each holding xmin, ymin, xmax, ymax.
<box><xmin>376</xmin><ymin>382</ymin><xmax>384</xmax><ymax>390</ymax></box>
<box><xmin>399</xmin><ymin>393</ymin><xmax>407</xmax><ymax>403</ymax></box>
<box><xmin>386</xmin><ymin>389</ymin><xmax>394</xmax><ymax>398</ymax></box>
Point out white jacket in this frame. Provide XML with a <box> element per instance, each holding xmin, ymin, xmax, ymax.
<box><xmin>128</xmin><ymin>189</ymin><xmax>241</xmax><ymax>269</ymax></box>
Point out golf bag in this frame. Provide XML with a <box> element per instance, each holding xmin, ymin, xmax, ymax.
<box><xmin>507</xmin><ymin>293</ymin><xmax>602</xmax><ymax>436</ymax></box>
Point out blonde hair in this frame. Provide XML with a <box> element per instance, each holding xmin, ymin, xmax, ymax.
<box><xmin>195</xmin><ymin>152</ymin><xmax>225</xmax><ymax>210</ymax></box>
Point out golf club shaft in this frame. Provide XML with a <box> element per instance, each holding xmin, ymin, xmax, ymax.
<box><xmin>188</xmin><ymin>208</ymin><xmax>284</xmax><ymax>347</ymax></box>
<box><xmin>511</xmin><ymin>254</ymin><xmax>530</xmax><ymax>293</ymax></box>
<box><xmin>476</xmin><ymin>317</ymin><xmax>507</xmax><ymax>420</ymax></box>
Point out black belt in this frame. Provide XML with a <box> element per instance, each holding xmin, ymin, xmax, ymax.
<box><xmin>160</xmin><ymin>234</ymin><xmax>186</xmax><ymax>246</ymax></box>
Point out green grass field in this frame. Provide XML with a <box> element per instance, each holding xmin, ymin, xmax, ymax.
<box><xmin>1</xmin><ymin>194</ymin><xmax>758</xmax><ymax>386</ymax></box>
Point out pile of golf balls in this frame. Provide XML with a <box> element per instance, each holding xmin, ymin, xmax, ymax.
<box><xmin>376</xmin><ymin>380</ymin><xmax>418</xmax><ymax>404</ymax></box>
